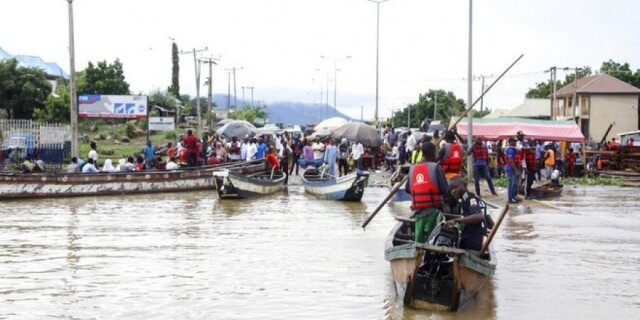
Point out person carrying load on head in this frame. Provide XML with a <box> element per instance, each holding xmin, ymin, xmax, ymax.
<box><xmin>405</xmin><ymin>142</ymin><xmax>451</xmax><ymax>243</ymax></box>
<box><xmin>436</xmin><ymin>130</ymin><xmax>464</xmax><ymax>179</ymax></box>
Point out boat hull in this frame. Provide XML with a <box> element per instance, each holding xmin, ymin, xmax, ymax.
<box><xmin>385</xmin><ymin>221</ymin><xmax>496</xmax><ymax>311</ymax></box>
<box><xmin>0</xmin><ymin>168</ymin><xmax>218</xmax><ymax>200</ymax></box>
<box><xmin>302</xmin><ymin>170</ymin><xmax>368</xmax><ymax>201</ymax></box>
<box><xmin>214</xmin><ymin>170</ymin><xmax>285</xmax><ymax>199</ymax></box>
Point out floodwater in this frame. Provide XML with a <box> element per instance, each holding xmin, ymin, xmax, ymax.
<box><xmin>0</xmin><ymin>183</ymin><xmax>638</xmax><ymax>319</ymax></box>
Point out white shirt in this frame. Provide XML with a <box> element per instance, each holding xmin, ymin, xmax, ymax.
<box><xmin>406</xmin><ymin>134</ymin><xmax>417</xmax><ymax>152</ymax></box>
<box><xmin>247</xmin><ymin>143</ymin><xmax>258</xmax><ymax>160</ymax></box>
<box><xmin>351</xmin><ymin>143</ymin><xmax>364</xmax><ymax>160</ymax></box>
<box><xmin>166</xmin><ymin>161</ymin><xmax>179</xmax><ymax>170</ymax></box>
<box><xmin>88</xmin><ymin>149</ymin><xmax>98</xmax><ymax>162</ymax></box>
<box><xmin>240</xmin><ymin>142</ymin><xmax>249</xmax><ymax>160</ymax></box>
<box><xmin>312</xmin><ymin>142</ymin><xmax>325</xmax><ymax>160</ymax></box>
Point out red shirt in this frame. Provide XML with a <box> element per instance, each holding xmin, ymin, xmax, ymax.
<box><xmin>207</xmin><ymin>157</ymin><xmax>221</xmax><ymax>166</ymax></box>
<box><xmin>266</xmin><ymin>153</ymin><xmax>280</xmax><ymax>170</ymax></box>
<box><xmin>183</xmin><ymin>134</ymin><xmax>198</xmax><ymax>153</ymax></box>
<box><xmin>566</xmin><ymin>153</ymin><xmax>577</xmax><ymax>165</ymax></box>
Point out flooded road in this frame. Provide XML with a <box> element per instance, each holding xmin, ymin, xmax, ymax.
<box><xmin>0</xmin><ymin>184</ymin><xmax>638</xmax><ymax>319</ymax></box>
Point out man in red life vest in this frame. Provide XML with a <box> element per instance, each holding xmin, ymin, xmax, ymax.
<box><xmin>405</xmin><ymin>142</ymin><xmax>451</xmax><ymax>243</ymax></box>
<box><xmin>466</xmin><ymin>136</ymin><xmax>497</xmax><ymax>197</ymax></box>
<box><xmin>436</xmin><ymin>130</ymin><xmax>464</xmax><ymax>179</ymax></box>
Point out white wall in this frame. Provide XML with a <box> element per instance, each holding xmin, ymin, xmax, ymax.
<box><xmin>590</xmin><ymin>95</ymin><xmax>639</xmax><ymax>141</ymax></box>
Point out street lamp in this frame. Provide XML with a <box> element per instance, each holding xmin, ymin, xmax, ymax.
<box><xmin>66</xmin><ymin>0</ymin><xmax>78</xmax><ymax>158</ymax></box>
<box><xmin>320</xmin><ymin>55</ymin><xmax>352</xmax><ymax>117</ymax></box>
<box><xmin>466</xmin><ymin>0</ymin><xmax>473</xmax><ymax>180</ymax></box>
<box><xmin>314</xmin><ymin>68</ymin><xmax>332</xmax><ymax>120</ymax></box>
<box><xmin>368</xmin><ymin>0</ymin><xmax>389</xmax><ymax>126</ymax></box>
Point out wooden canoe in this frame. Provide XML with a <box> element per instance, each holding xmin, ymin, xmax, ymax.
<box><xmin>520</xmin><ymin>182</ymin><xmax>563</xmax><ymax>199</ymax></box>
<box><xmin>301</xmin><ymin>168</ymin><xmax>369</xmax><ymax>201</ymax></box>
<box><xmin>384</xmin><ymin>219</ymin><xmax>496</xmax><ymax>311</ymax></box>
<box><xmin>0</xmin><ymin>160</ymin><xmax>265</xmax><ymax>200</ymax></box>
<box><xmin>213</xmin><ymin>167</ymin><xmax>286</xmax><ymax>199</ymax></box>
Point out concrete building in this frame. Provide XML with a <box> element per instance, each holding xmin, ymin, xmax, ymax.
<box><xmin>553</xmin><ymin>74</ymin><xmax>640</xmax><ymax>142</ymax></box>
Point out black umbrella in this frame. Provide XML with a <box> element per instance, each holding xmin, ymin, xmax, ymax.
<box><xmin>331</xmin><ymin>122</ymin><xmax>382</xmax><ymax>146</ymax></box>
<box><xmin>215</xmin><ymin>120</ymin><xmax>256</xmax><ymax>140</ymax></box>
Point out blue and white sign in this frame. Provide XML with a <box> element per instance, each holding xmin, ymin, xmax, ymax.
<box><xmin>78</xmin><ymin>95</ymin><xmax>148</xmax><ymax>118</ymax></box>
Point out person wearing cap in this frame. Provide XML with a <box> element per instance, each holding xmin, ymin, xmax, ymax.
<box><xmin>436</xmin><ymin>130</ymin><xmax>464</xmax><ymax>179</ymax></box>
<box><xmin>466</xmin><ymin>136</ymin><xmax>497</xmax><ymax>197</ymax></box>
<box><xmin>505</xmin><ymin>137</ymin><xmax>521</xmax><ymax>204</ymax></box>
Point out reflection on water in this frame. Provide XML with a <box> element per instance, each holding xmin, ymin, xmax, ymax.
<box><xmin>0</xmin><ymin>185</ymin><xmax>638</xmax><ymax>319</ymax></box>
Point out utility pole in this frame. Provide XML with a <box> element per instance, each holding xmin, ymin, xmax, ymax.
<box><xmin>226</xmin><ymin>71</ymin><xmax>231</xmax><ymax>110</ymax></box>
<box><xmin>225</xmin><ymin>67</ymin><xmax>243</xmax><ymax>110</ymax></box>
<box><xmin>368</xmin><ymin>0</ymin><xmax>389</xmax><ymax>126</ymax></box>
<box><xmin>545</xmin><ymin>66</ymin><xmax>558</xmax><ymax>119</ymax></box>
<box><xmin>67</xmin><ymin>0</ymin><xmax>78</xmax><ymax>158</ymax></box>
<box><xmin>242</xmin><ymin>86</ymin><xmax>246</xmax><ymax>106</ymax></box>
<box><xmin>180</xmin><ymin>47</ymin><xmax>208</xmax><ymax>137</ymax></box>
<box><xmin>247</xmin><ymin>86</ymin><xmax>254</xmax><ymax>106</ymax></box>
<box><xmin>466</xmin><ymin>0</ymin><xmax>473</xmax><ymax>181</ymax></box>
<box><xmin>473</xmin><ymin>74</ymin><xmax>493</xmax><ymax>112</ymax></box>
<box><xmin>201</xmin><ymin>56</ymin><xmax>220</xmax><ymax>131</ymax></box>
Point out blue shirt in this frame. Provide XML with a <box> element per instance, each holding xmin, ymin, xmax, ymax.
<box><xmin>505</xmin><ymin>147</ymin><xmax>517</xmax><ymax>172</ymax></box>
<box><xmin>256</xmin><ymin>143</ymin><xmax>267</xmax><ymax>159</ymax></box>
<box><xmin>143</xmin><ymin>145</ymin><xmax>155</xmax><ymax>161</ymax></box>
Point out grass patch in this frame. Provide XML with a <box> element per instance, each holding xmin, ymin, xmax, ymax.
<box><xmin>563</xmin><ymin>176</ymin><xmax>625</xmax><ymax>186</ymax></box>
<box><xmin>488</xmin><ymin>176</ymin><xmax>624</xmax><ymax>187</ymax></box>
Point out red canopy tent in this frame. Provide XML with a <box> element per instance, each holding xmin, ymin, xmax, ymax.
<box><xmin>455</xmin><ymin>117</ymin><xmax>585</xmax><ymax>142</ymax></box>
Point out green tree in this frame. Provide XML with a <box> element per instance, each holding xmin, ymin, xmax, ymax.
<box><xmin>33</xmin><ymin>84</ymin><xmax>70</xmax><ymax>123</ymax></box>
<box><xmin>149</xmin><ymin>89</ymin><xmax>178</xmax><ymax>109</ymax></box>
<box><xmin>168</xmin><ymin>42</ymin><xmax>180</xmax><ymax>97</ymax></box>
<box><xmin>77</xmin><ymin>59</ymin><xmax>130</xmax><ymax>95</ymax></box>
<box><xmin>0</xmin><ymin>59</ymin><xmax>52</xmax><ymax>119</ymax></box>
<box><xmin>391</xmin><ymin>89</ymin><xmax>465</xmax><ymax>127</ymax></box>
<box><xmin>228</xmin><ymin>105</ymin><xmax>268</xmax><ymax>125</ymax></box>
<box><xmin>599</xmin><ymin>59</ymin><xmax>640</xmax><ymax>88</ymax></box>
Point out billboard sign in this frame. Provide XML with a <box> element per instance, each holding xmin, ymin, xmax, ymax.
<box><xmin>148</xmin><ymin>117</ymin><xmax>175</xmax><ymax>131</ymax></box>
<box><xmin>78</xmin><ymin>95</ymin><xmax>147</xmax><ymax>118</ymax></box>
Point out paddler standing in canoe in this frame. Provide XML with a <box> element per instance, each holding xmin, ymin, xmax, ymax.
<box><xmin>405</xmin><ymin>142</ymin><xmax>451</xmax><ymax>243</ymax></box>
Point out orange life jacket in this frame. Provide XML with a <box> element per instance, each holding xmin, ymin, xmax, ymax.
<box><xmin>439</xmin><ymin>143</ymin><xmax>463</xmax><ymax>174</ymax></box>
<box><xmin>410</xmin><ymin>162</ymin><xmax>443</xmax><ymax>210</ymax></box>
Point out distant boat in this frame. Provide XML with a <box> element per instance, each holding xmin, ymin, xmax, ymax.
<box><xmin>214</xmin><ymin>167</ymin><xmax>286</xmax><ymax>199</ymax></box>
<box><xmin>301</xmin><ymin>168</ymin><xmax>369</xmax><ymax>201</ymax></box>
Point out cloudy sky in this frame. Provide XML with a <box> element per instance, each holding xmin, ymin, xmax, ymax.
<box><xmin>2</xmin><ymin>0</ymin><xmax>639</xmax><ymax>120</ymax></box>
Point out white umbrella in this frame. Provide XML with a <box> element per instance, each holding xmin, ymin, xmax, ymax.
<box><xmin>314</xmin><ymin>117</ymin><xmax>348</xmax><ymax>132</ymax></box>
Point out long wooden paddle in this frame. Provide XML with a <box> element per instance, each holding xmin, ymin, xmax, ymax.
<box><xmin>479</xmin><ymin>203</ymin><xmax>509</xmax><ymax>256</ymax></box>
<box><xmin>361</xmin><ymin>175</ymin><xmax>409</xmax><ymax>229</ymax></box>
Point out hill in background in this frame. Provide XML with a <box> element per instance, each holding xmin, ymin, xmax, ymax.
<box><xmin>212</xmin><ymin>94</ymin><xmax>353</xmax><ymax>126</ymax></box>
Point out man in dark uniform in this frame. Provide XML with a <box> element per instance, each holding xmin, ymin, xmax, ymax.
<box><xmin>445</xmin><ymin>177</ymin><xmax>495</xmax><ymax>251</ymax></box>
<box><xmin>405</xmin><ymin>142</ymin><xmax>451</xmax><ymax>243</ymax></box>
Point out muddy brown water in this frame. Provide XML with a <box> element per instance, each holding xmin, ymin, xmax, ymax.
<box><xmin>0</xmin><ymin>183</ymin><xmax>638</xmax><ymax>319</ymax></box>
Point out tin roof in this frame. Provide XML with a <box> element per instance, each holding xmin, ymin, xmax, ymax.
<box><xmin>554</xmin><ymin>74</ymin><xmax>640</xmax><ymax>97</ymax></box>
<box><xmin>0</xmin><ymin>48</ymin><xmax>69</xmax><ymax>79</ymax></box>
